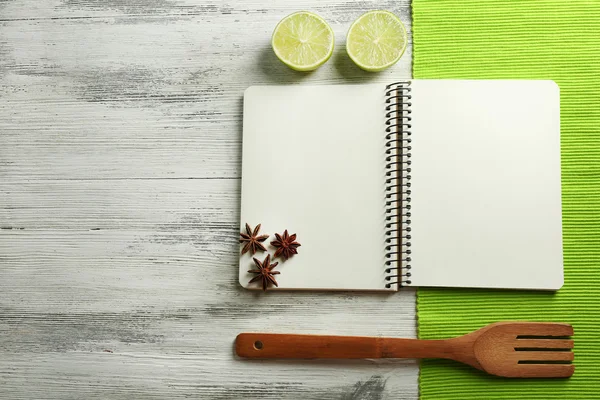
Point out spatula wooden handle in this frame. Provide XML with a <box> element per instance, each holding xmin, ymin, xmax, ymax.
<box><xmin>236</xmin><ymin>333</ymin><xmax>456</xmax><ymax>359</ymax></box>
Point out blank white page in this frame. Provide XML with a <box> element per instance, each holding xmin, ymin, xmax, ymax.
<box><xmin>240</xmin><ymin>85</ymin><xmax>392</xmax><ymax>290</ymax></box>
<box><xmin>409</xmin><ymin>80</ymin><xmax>563</xmax><ymax>290</ymax></box>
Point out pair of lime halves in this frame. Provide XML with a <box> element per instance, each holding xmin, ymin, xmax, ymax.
<box><xmin>272</xmin><ymin>10</ymin><xmax>407</xmax><ymax>72</ymax></box>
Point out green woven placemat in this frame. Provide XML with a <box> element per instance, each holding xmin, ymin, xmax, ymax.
<box><xmin>413</xmin><ymin>0</ymin><xmax>600</xmax><ymax>398</ymax></box>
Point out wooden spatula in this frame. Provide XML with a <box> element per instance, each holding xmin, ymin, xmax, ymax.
<box><xmin>236</xmin><ymin>322</ymin><xmax>574</xmax><ymax>378</ymax></box>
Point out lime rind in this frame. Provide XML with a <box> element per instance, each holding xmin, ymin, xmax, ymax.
<box><xmin>272</xmin><ymin>11</ymin><xmax>334</xmax><ymax>72</ymax></box>
<box><xmin>346</xmin><ymin>10</ymin><xmax>407</xmax><ymax>72</ymax></box>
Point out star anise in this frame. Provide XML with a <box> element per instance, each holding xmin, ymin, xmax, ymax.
<box><xmin>240</xmin><ymin>223</ymin><xmax>269</xmax><ymax>255</ymax></box>
<box><xmin>248</xmin><ymin>254</ymin><xmax>280</xmax><ymax>291</ymax></box>
<box><xmin>271</xmin><ymin>229</ymin><xmax>301</xmax><ymax>260</ymax></box>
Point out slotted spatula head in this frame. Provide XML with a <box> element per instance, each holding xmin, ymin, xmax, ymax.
<box><xmin>470</xmin><ymin>322</ymin><xmax>574</xmax><ymax>378</ymax></box>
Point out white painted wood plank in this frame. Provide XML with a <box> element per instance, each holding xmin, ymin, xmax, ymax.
<box><xmin>0</xmin><ymin>1</ymin><xmax>411</xmax><ymax>180</ymax></box>
<box><xmin>1</xmin><ymin>0</ymin><xmax>417</xmax><ymax>398</ymax></box>
<box><xmin>1</xmin><ymin>353</ymin><xmax>418</xmax><ymax>399</ymax></box>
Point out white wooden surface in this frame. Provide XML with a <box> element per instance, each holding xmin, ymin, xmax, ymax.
<box><xmin>0</xmin><ymin>1</ymin><xmax>417</xmax><ymax>398</ymax></box>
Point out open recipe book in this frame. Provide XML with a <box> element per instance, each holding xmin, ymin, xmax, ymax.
<box><xmin>239</xmin><ymin>80</ymin><xmax>563</xmax><ymax>291</ymax></box>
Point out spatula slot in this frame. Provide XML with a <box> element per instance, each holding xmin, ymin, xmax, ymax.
<box><xmin>515</xmin><ymin>347</ymin><xmax>571</xmax><ymax>352</ymax></box>
<box><xmin>516</xmin><ymin>335</ymin><xmax>571</xmax><ymax>339</ymax></box>
<box><xmin>518</xmin><ymin>360</ymin><xmax>572</xmax><ymax>365</ymax></box>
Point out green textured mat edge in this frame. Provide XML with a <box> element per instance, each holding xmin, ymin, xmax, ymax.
<box><xmin>413</xmin><ymin>0</ymin><xmax>600</xmax><ymax>399</ymax></box>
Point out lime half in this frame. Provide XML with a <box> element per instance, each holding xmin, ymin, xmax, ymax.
<box><xmin>272</xmin><ymin>11</ymin><xmax>334</xmax><ymax>72</ymax></box>
<box><xmin>346</xmin><ymin>10</ymin><xmax>407</xmax><ymax>72</ymax></box>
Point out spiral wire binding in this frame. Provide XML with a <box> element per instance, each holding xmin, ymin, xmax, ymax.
<box><xmin>384</xmin><ymin>82</ymin><xmax>412</xmax><ymax>288</ymax></box>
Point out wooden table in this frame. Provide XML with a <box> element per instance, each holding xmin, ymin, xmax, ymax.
<box><xmin>0</xmin><ymin>1</ymin><xmax>417</xmax><ymax>398</ymax></box>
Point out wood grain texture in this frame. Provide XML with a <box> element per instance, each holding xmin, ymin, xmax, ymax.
<box><xmin>236</xmin><ymin>323</ymin><xmax>575</xmax><ymax>378</ymax></box>
<box><xmin>0</xmin><ymin>0</ymin><xmax>416</xmax><ymax>398</ymax></box>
